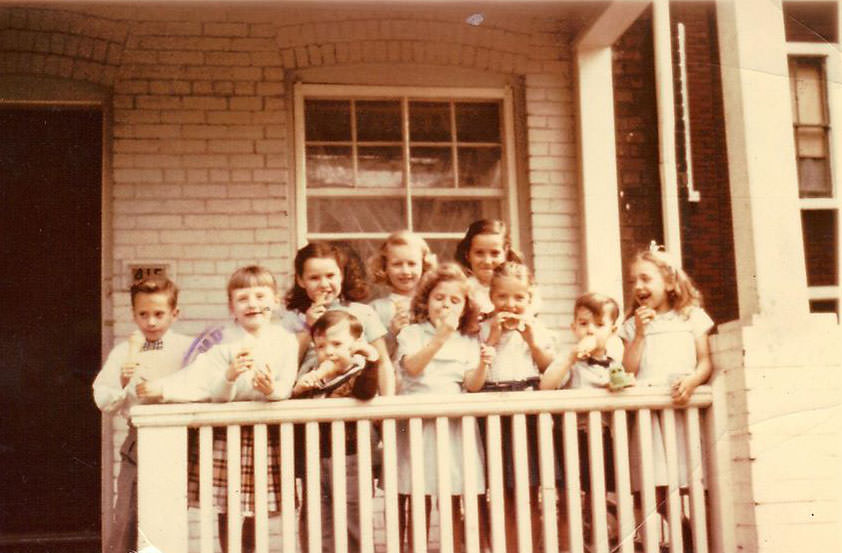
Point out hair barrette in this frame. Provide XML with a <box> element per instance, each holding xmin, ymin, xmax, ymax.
<box><xmin>648</xmin><ymin>240</ymin><xmax>666</xmax><ymax>253</ymax></box>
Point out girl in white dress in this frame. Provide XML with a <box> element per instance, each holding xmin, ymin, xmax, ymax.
<box><xmin>618</xmin><ymin>244</ymin><xmax>713</xmax><ymax>536</ymax></box>
<box><xmin>368</xmin><ymin>230</ymin><xmax>437</xmax><ymax>361</ymax></box>
<box><xmin>395</xmin><ymin>262</ymin><xmax>495</xmax><ymax>552</ymax></box>
<box><xmin>454</xmin><ymin>219</ymin><xmax>523</xmax><ymax>316</ymax></box>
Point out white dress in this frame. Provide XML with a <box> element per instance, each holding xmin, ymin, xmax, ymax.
<box><xmin>369</xmin><ymin>292</ymin><xmax>412</xmax><ymax>359</ymax></box>
<box><xmin>618</xmin><ymin>307</ymin><xmax>714</xmax><ymax>489</ymax></box>
<box><xmin>395</xmin><ymin>322</ymin><xmax>486</xmax><ymax>495</ymax></box>
<box><xmin>478</xmin><ymin>317</ymin><xmax>554</xmax><ymax>382</ymax></box>
<box><xmin>467</xmin><ymin>276</ymin><xmax>494</xmax><ymax>315</ymax></box>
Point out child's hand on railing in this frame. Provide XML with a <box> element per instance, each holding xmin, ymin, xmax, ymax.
<box><xmin>252</xmin><ymin>364</ymin><xmax>274</xmax><ymax>396</ymax></box>
<box><xmin>671</xmin><ymin>374</ymin><xmax>698</xmax><ymax>405</ymax></box>
<box><xmin>136</xmin><ymin>378</ymin><xmax>163</xmax><ymax>402</ymax></box>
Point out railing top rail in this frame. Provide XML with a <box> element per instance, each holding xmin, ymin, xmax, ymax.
<box><xmin>130</xmin><ymin>386</ymin><xmax>712</xmax><ymax>428</ymax></box>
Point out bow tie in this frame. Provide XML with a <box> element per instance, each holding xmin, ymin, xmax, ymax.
<box><xmin>142</xmin><ymin>339</ymin><xmax>164</xmax><ymax>351</ymax></box>
<box><xmin>585</xmin><ymin>356</ymin><xmax>611</xmax><ymax>368</ymax></box>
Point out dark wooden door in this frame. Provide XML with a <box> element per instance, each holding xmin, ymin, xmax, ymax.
<box><xmin>0</xmin><ymin>107</ymin><xmax>102</xmax><ymax>551</ymax></box>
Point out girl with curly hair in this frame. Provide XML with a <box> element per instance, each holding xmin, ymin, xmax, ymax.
<box><xmin>281</xmin><ymin>241</ymin><xmax>395</xmax><ymax>395</ymax></box>
<box><xmin>367</xmin><ymin>230</ymin><xmax>437</xmax><ymax>358</ymax></box>
<box><xmin>394</xmin><ymin>262</ymin><xmax>494</xmax><ymax>552</ymax></box>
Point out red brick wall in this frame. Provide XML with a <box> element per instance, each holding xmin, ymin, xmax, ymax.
<box><xmin>613</xmin><ymin>5</ymin><xmax>738</xmax><ymax>324</ymax></box>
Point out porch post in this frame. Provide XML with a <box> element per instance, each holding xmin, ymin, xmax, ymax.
<box><xmin>574</xmin><ymin>1</ymin><xmax>648</xmax><ymax>306</ymax></box>
<box><xmin>715</xmin><ymin>0</ymin><xmax>809</xmax><ymax>320</ymax></box>
<box><xmin>714</xmin><ymin>2</ymin><xmax>842</xmax><ymax>552</ymax></box>
<box><xmin>136</xmin><ymin>424</ymin><xmax>188</xmax><ymax>552</ymax></box>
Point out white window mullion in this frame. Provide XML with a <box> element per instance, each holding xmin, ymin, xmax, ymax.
<box><xmin>403</xmin><ymin>96</ymin><xmax>413</xmax><ymax>231</ymax></box>
<box><xmin>503</xmin><ymin>86</ymin><xmax>521</xmax><ymax>248</ymax></box>
<box><xmin>450</xmin><ymin>100</ymin><xmax>460</xmax><ymax>188</ymax></box>
<box><xmin>350</xmin><ymin>99</ymin><xmax>359</xmax><ymax>188</ymax></box>
<box><xmin>293</xmin><ymin>82</ymin><xmax>308</xmax><ymax>248</ymax></box>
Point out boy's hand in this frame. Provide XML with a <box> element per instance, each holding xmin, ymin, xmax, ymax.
<box><xmin>350</xmin><ymin>340</ymin><xmax>379</xmax><ymax>364</ymax></box>
<box><xmin>633</xmin><ymin>305</ymin><xmax>656</xmax><ymax>335</ymax></box>
<box><xmin>480</xmin><ymin>344</ymin><xmax>495</xmax><ymax>369</ymax></box>
<box><xmin>252</xmin><ymin>364</ymin><xmax>274</xmax><ymax>396</ymax></box>
<box><xmin>574</xmin><ymin>335</ymin><xmax>598</xmax><ymax>359</ymax></box>
<box><xmin>120</xmin><ymin>362</ymin><xmax>139</xmax><ymax>387</ymax></box>
<box><xmin>136</xmin><ymin>378</ymin><xmax>163</xmax><ymax>402</ymax></box>
<box><xmin>226</xmin><ymin>350</ymin><xmax>254</xmax><ymax>382</ymax></box>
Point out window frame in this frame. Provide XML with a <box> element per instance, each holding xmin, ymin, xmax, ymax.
<box><xmin>786</xmin><ymin>41</ymin><xmax>842</xmax><ymax>314</ymax></box>
<box><xmin>293</xmin><ymin>83</ymin><xmax>520</xmax><ymax>250</ymax></box>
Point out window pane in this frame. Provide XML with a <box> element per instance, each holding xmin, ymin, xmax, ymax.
<box><xmin>791</xmin><ymin>59</ymin><xmax>826</xmax><ymax>125</ymax></box>
<box><xmin>424</xmin><ymin>238</ymin><xmax>461</xmax><ymax>265</ymax></box>
<box><xmin>798</xmin><ymin>157</ymin><xmax>832</xmax><ymax>198</ymax></box>
<box><xmin>796</xmin><ymin>126</ymin><xmax>828</xmax><ymax>158</ymax></box>
<box><xmin>306</xmin><ymin>100</ymin><xmax>351</xmax><ymax>141</ymax></box>
<box><xmin>410</xmin><ymin>101</ymin><xmax>451</xmax><ymax>142</ymax></box>
<box><xmin>809</xmin><ymin>299</ymin><xmax>838</xmax><ymax>315</ymax></box>
<box><xmin>410</xmin><ymin>146</ymin><xmax>453</xmax><ymax>188</ymax></box>
<box><xmin>356</xmin><ymin>100</ymin><xmax>402</xmax><ymax>142</ymax></box>
<box><xmin>308</xmin><ymin>198</ymin><xmax>406</xmax><ymax>233</ymax></box>
<box><xmin>458</xmin><ymin>146</ymin><xmax>502</xmax><ymax>188</ymax></box>
<box><xmin>455</xmin><ymin>102</ymin><xmax>501</xmax><ymax>142</ymax></box>
<box><xmin>307</xmin><ymin>145</ymin><xmax>353</xmax><ymax>188</ymax></box>
<box><xmin>412</xmin><ymin>198</ymin><xmax>502</xmax><ymax>232</ymax></box>
<box><xmin>801</xmin><ymin>209</ymin><xmax>837</xmax><ymax>286</ymax></box>
<box><xmin>358</xmin><ymin>146</ymin><xmax>403</xmax><ymax>188</ymax></box>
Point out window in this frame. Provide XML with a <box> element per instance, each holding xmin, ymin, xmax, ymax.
<box><xmin>789</xmin><ymin>57</ymin><xmax>832</xmax><ymax>198</ymax></box>
<box><xmin>788</xmin><ymin>54</ymin><xmax>840</xmax><ymax>316</ymax></box>
<box><xmin>294</xmin><ymin>84</ymin><xmax>519</xmax><ymax>263</ymax></box>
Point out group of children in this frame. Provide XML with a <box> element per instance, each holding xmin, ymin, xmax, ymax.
<box><xmin>93</xmin><ymin>218</ymin><xmax>714</xmax><ymax>553</ymax></box>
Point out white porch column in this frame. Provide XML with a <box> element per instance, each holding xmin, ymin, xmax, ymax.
<box><xmin>714</xmin><ymin>3</ymin><xmax>842</xmax><ymax>553</ymax></box>
<box><xmin>716</xmin><ymin>0</ymin><xmax>809</xmax><ymax>320</ymax></box>
<box><xmin>574</xmin><ymin>1</ymin><xmax>648</xmax><ymax>306</ymax></box>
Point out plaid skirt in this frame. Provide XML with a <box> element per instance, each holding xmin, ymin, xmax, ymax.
<box><xmin>187</xmin><ymin>427</ymin><xmax>283</xmax><ymax>515</ymax></box>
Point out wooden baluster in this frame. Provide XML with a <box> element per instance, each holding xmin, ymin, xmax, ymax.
<box><xmin>279</xmin><ymin>423</ymin><xmax>296</xmax><ymax>553</ymax></box>
<box><xmin>588</xmin><ymin>411</ymin><xmax>609</xmax><ymax>553</ymax></box>
<box><xmin>305</xmin><ymin>422</ymin><xmax>321</xmax><ymax>553</ymax></box>
<box><xmin>537</xmin><ymin>413</ymin><xmax>559</xmax><ymax>553</ymax></box>
<box><xmin>332</xmin><ymin>420</ymin><xmax>348</xmax><ymax>553</ymax></box>
<box><xmin>611</xmin><ymin>411</ymin><xmax>635</xmax><ymax>553</ymax></box>
<box><xmin>686</xmin><ymin>408</ymin><xmax>709</xmax><ymax>553</ymax></box>
<box><xmin>226</xmin><ymin>425</ymin><xmax>242</xmax><ymax>553</ymax></box>
<box><xmin>357</xmin><ymin>420</ymin><xmax>375</xmax><ymax>553</ymax></box>
<box><xmin>253</xmin><ymin>424</ymin><xmax>268</xmax><ymax>553</ymax></box>
<box><xmin>436</xmin><ymin>417</ymin><xmax>454</xmax><ymax>553</ymax></box>
<box><xmin>461</xmin><ymin>416</ymin><xmax>480</xmax><ymax>553</ymax></box>
<box><xmin>409</xmin><ymin>417</ymin><xmax>428</xmax><ymax>553</ymax></box>
<box><xmin>381</xmin><ymin>418</ymin><xmax>400</xmax><ymax>553</ymax></box>
<box><xmin>511</xmin><ymin>413</ymin><xmax>532</xmax><ymax>553</ymax></box>
<box><xmin>199</xmin><ymin>426</ymin><xmax>214</xmax><ymax>553</ymax></box>
<box><xmin>486</xmin><ymin>415</ymin><xmax>506</xmax><ymax>553</ymax></box>
<box><xmin>663</xmin><ymin>409</ymin><xmax>684</xmax><ymax>553</ymax></box>
<box><xmin>636</xmin><ymin>410</ymin><xmax>658</xmax><ymax>553</ymax></box>
<box><xmin>563</xmin><ymin>412</ymin><xmax>584</xmax><ymax>553</ymax></box>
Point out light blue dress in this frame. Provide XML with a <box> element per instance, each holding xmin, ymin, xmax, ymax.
<box><xmin>619</xmin><ymin>307</ymin><xmax>714</xmax><ymax>489</ymax></box>
<box><xmin>395</xmin><ymin>322</ymin><xmax>486</xmax><ymax>495</ymax></box>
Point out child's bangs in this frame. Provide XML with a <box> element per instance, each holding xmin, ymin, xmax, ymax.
<box><xmin>227</xmin><ymin>266</ymin><xmax>277</xmax><ymax>297</ymax></box>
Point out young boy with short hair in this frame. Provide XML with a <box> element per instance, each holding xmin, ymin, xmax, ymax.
<box><xmin>540</xmin><ymin>292</ymin><xmax>633</xmax><ymax>548</ymax></box>
<box><xmin>92</xmin><ymin>277</ymin><xmax>193</xmax><ymax>553</ymax></box>
<box><xmin>540</xmin><ymin>292</ymin><xmax>630</xmax><ymax>391</ymax></box>
<box><xmin>293</xmin><ymin>310</ymin><xmax>380</xmax><ymax>553</ymax></box>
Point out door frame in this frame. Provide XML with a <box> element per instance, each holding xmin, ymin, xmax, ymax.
<box><xmin>0</xmin><ymin>75</ymin><xmax>112</xmax><ymax>551</ymax></box>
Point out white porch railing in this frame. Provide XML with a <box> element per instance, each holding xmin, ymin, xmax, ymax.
<box><xmin>132</xmin><ymin>386</ymin><xmax>732</xmax><ymax>553</ymax></box>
